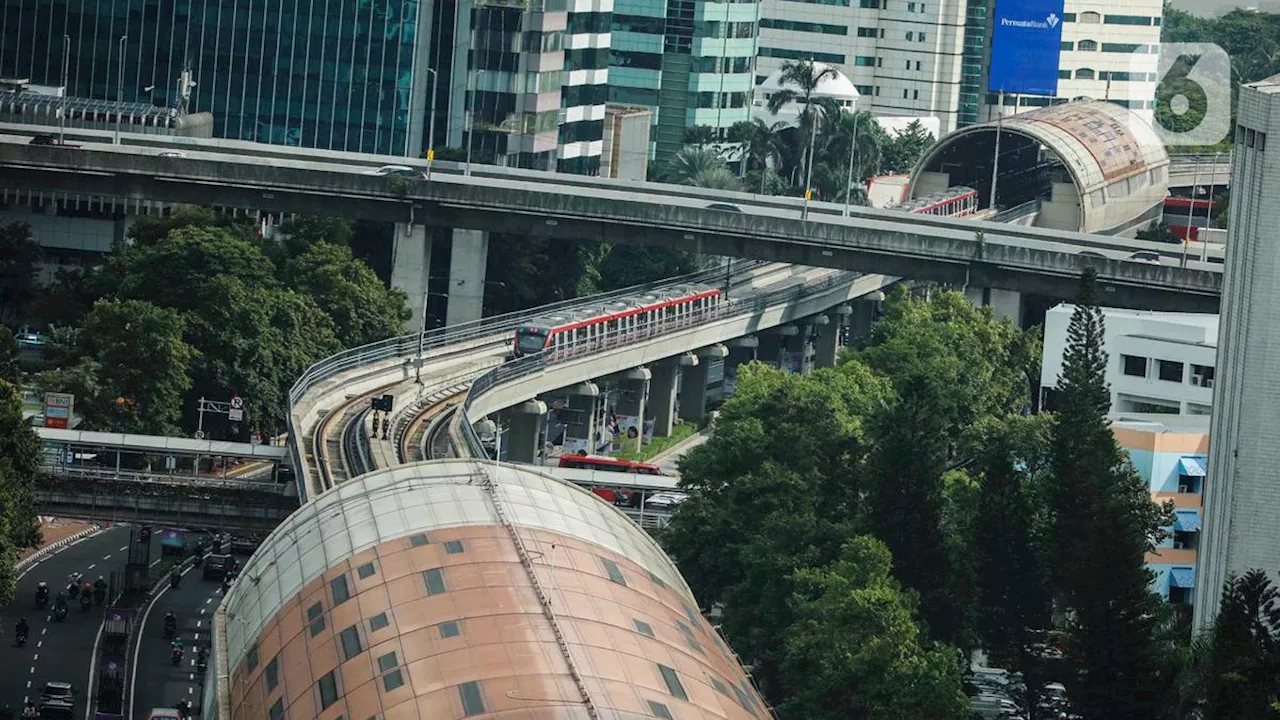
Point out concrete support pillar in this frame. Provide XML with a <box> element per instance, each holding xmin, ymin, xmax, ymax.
<box><xmin>114</xmin><ymin>213</ymin><xmax>137</xmax><ymax>246</ymax></box>
<box><xmin>963</xmin><ymin>286</ymin><xmax>1022</xmax><ymax>325</ymax></box>
<box><xmin>391</xmin><ymin>223</ymin><xmax>432</xmax><ymax>332</ymax></box>
<box><xmin>724</xmin><ymin>337</ymin><xmax>757</xmax><ymax>397</ymax></box>
<box><xmin>847</xmin><ymin>292</ymin><xmax>884</xmax><ymax>345</ymax></box>
<box><xmin>505</xmin><ymin>401</ymin><xmax>546</xmax><ymax>465</ymax></box>
<box><xmin>764</xmin><ymin>325</ymin><xmax>800</xmax><ymax>373</ymax></box>
<box><xmin>446</xmin><ymin>228</ymin><xmax>490</xmax><ymax>326</ymax></box>
<box><xmin>796</xmin><ymin>316</ymin><xmax>828</xmax><ymax>374</ymax></box>
<box><xmin>650</xmin><ymin>355</ymin><xmax>696</xmax><ymax>437</ymax></box>
<box><xmin>558</xmin><ymin>382</ymin><xmax>600</xmax><ymax>456</ymax></box>
<box><xmin>816</xmin><ymin>306</ymin><xmax>851</xmax><ymax>369</ymax></box>
<box><xmin>611</xmin><ymin>368</ymin><xmax>651</xmax><ymax>454</ymax></box>
<box><xmin>681</xmin><ymin>345</ymin><xmax>727</xmax><ymax>425</ymax></box>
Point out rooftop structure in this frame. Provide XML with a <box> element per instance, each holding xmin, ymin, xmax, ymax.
<box><xmin>1040</xmin><ymin>303</ymin><xmax>1218</xmax><ymax>417</ymax></box>
<box><xmin>911</xmin><ymin>100</ymin><xmax>1171</xmax><ymax>236</ymax></box>
<box><xmin>752</xmin><ymin>63</ymin><xmax>860</xmax><ymax>128</ymax></box>
<box><xmin>214</xmin><ymin>459</ymin><xmax>768</xmax><ymax>719</ymax></box>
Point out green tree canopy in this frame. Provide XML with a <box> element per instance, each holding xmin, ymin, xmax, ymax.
<box><xmin>0</xmin><ymin>222</ymin><xmax>42</xmax><ymax>326</ymax></box>
<box><xmin>106</xmin><ymin>226</ymin><xmax>279</xmax><ymax>312</ymax></box>
<box><xmin>778</xmin><ymin>536</ymin><xmax>969</xmax><ymax>720</ymax></box>
<box><xmin>879</xmin><ymin>120</ymin><xmax>936</xmax><ymax>174</ymax></box>
<box><xmin>0</xmin><ymin>378</ymin><xmax>41</xmax><ymax>603</ymax></box>
<box><xmin>281</xmin><ymin>241</ymin><xmax>410</xmax><ymax>347</ymax></box>
<box><xmin>1197</xmin><ymin>569</ymin><xmax>1280</xmax><ymax>720</ymax></box>
<box><xmin>0</xmin><ymin>325</ymin><xmax>20</xmax><ymax>386</ymax></box>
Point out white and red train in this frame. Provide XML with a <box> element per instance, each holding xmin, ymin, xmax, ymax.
<box><xmin>512</xmin><ymin>186</ymin><xmax>979</xmax><ymax>357</ymax></box>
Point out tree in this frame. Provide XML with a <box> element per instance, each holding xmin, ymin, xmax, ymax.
<box><xmin>0</xmin><ymin>222</ymin><xmax>42</xmax><ymax>325</ymax></box>
<box><xmin>778</xmin><ymin>536</ymin><xmax>970</xmax><ymax>720</ymax></box>
<box><xmin>662</xmin><ymin>361</ymin><xmax>893</xmax><ymax>697</ymax></box>
<box><xmin>1136</xmin><ymin>223</ymin><xmax>1181</xmax><ymax>244</ymax></box>
<box><xmin>814</xmin><ymin>110</ymin><xmax>883</xmax><ymax>202</ymax></box>
<box><xmin>969</xmin><ymin>414</ymin><xmax>1055</xmax><ymax>711</ymax></box>
<box><xmin>595</xmin><ymin>246</ymin><xmax>706</xmax><ymax>291</ymax></box>
<box><xmin>106</xmin><ymin>226</ymin><xmax>279</xmax><ymax>313</ymax></box>
<box><xmin>682</xmin><ymin>124</ymin><xmax>719</xmax><ymax>148</ymax></box>
<box><xmin>128</xmin><ymin>206</ymin><xmax>253</xmax><ymax>247</ymax></box>
<box><xmin>0</xmin><ymin>378</ymin><xmax>41</xmax><ymax>604</ymax></box>
<box><xmin>0</xmin><ymin>326</ymin><xmax>19</xmax><ymax>386</ymax></box>
<box><xmin>79</xmin><ymin>299</ymin><xmax>195</xmax><ymax>436</ymax></box>
<box><xmin>863</xmin><ymin>370</ymin><xmax>960</xmax><ymax>643</ymax></box>
<box><xmin>728</xmin><ymin>119</ymin><xmax>788</xmax><ymax>191</ymax></box>
<box><xmin>1198</xmin><ymin>570</ymin><xmax>1280</xmax><ymax>720</ymax></box>
<box><xmin>1049</xmin><ymin>267</ymin><xmax>1172</xmax><ymax>719</ymax></box>
<box><xmin>281</xmin><ymin>242</ymin><xmax>410</xmax><ymax>347</ymax></box>
<box><xmin>661</xmin><ymin>146</ymin><xmax>736</xmax><ymax>187</ymax></box>
<box><xmin>879</xmin><ymin>120</ymin><xmax>936</xmax><ymax>174</ymax></box>
<box><xmin>766</xmin><ymin>59</ymin><xmax>843</xmax><ymax>187</ymax></box>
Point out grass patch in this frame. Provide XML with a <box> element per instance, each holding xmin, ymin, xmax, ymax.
<box><xmin>616</xmin><ymin>421</ymin><xmax>699</xmax><ymax>463</ymax></box>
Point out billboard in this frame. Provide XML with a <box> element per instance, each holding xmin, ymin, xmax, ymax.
<box><xmin>988</xmin><ymin>0</ymin><xmax>1065</xmax><ymax>96</ymax></box>
<box><xmin>43</xmin><ymin>392</ymin><xmax>74</xmax><ymax>429</ymax></box>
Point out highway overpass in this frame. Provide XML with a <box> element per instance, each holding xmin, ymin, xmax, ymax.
<box><xmin>1168</xmin><ymin>153</ymin><xmax>1232</xmax><ymax>191</ymax></box>
<box><xmin>0</xmin><ymin>136</ymin><xmax>1221</xmax><ymax>313</ymax></box>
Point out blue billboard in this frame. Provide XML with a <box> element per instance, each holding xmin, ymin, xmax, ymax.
<box><xmin>988</xmin><ymin>0</ymin><xmax>1065</xmax><ymax>96</ymax></box>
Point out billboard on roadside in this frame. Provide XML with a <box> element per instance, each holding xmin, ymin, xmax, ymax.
<box><xmin>988</xmin><ymin>0</ymin><xmax>1065</xmax><ymax>96</ymax></box>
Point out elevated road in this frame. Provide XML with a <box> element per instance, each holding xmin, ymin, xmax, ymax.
<box><xmin>0</xmin><ymin>137</ymin><xmax>1220</xmax><ymax>312</ymax></box>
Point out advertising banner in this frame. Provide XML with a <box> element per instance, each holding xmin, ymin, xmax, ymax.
<box><xmin>988</xmin><ymin>0</ymin><xmax>1065</xmax><ymax>96</ymax></box>
<box><xmin>563</xmin><ymin>438</ymin><xmax>589</xmax><ymax>456</ymax></box>
<box><xmin>43</xmin><ymin>391</ymin><xmax>74</xmax><ymax>429</ymax></box>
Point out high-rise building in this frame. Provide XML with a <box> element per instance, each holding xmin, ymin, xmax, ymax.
<box><xmin>979</xmin><ymin>0</ymin><xmax>1163</xmax><ymax>124</ymax></box>
<box><xmin>608</xmin><ymin>0</ymin><xmax>760</xmax><ymax>168</ymax></box>
<box><xmin>1193</xmin><ymin>74</ymin><xmax>1280</xmax><ymax>632</ymax></box>
<box><xmin>0</xmin><ymin>0</ymin><xmax>437</xmax><ymax>156</ymax></box>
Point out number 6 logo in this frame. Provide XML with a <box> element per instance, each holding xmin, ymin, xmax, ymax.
<box><xmin>1152</xmin><ymin>43</ymin><xmax>1232</xmax><ymax>147</ymax></box>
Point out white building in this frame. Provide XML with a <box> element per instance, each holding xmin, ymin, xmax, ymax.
<box><xmin>755</xmin><ymin>0</ymin><xmax>968</xmax><ymax>132</ymax></box>
<box><xmin>754</xmin><ymin>0</ymin><xmax>1163</xmax><ymax>134</ymax></box>
<box><xmin>983</xmin><ymin>0</ymin><xmax>1163</xmax><ymax>124</ymax></box>
<box><xmin>1040</xmin><ymin>304</ymin><xmax>1218</xmax><ymax>416</ymax></box>
<box><xmin>1194</xmin><ymin>75</ymin><xmax>1280</xmax><ymax>631</ymax></box>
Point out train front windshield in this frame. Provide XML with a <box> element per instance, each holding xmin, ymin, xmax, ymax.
<box><xmin>516</xmin><ymin>327</ymin><xmax>549</xmax><ymax>355</ymax></box>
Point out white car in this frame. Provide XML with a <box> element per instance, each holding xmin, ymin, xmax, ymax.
<box><xmin>364</xmin><ymin>165</ymin><xmax>426</xmax><ymax>179</ymax></box>
<box><xmin>158</xmin><ymin>151</ymin><xmax>186</xmax><ymax>158</ymax></box>
<box><xmin>1128</xmin><ymin>250</ymin><xmax>1161</xmax><ymax>264</ymax></box>
<box><xmin>644</xmin><ymin>492</ymin><xmax>688</xmax><ymax>511</ymax></box>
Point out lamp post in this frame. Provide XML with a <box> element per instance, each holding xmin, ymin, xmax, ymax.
<box><xmin>465</xmin><ymin>69</ymin><xmax>486</xmax><ymax>177</ymax></box>
<box><xmin>424</xmin><ymin>67</ymin><xmax>439</xmax><ymax>180</ymax></box>
<box><xmin>114</xmin><ymin>35</ymin><xmax>127</xmax><ymax>145</ymax></box>
<box><xmin>59</xmin><ymin>35</ymin><xmax>70</xmax><ymax>145</ymax></box>
<box><xmin>416</xmin><ymin>280</ymin><xmax>506</xmax><ymax>381</ymax></box>
<box><xmin>842</xmin><ymin>112</ymin><xmax>860</xmax><ymax>218</ymax></box>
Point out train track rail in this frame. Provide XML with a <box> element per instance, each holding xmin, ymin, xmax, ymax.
<box><xmin>400</xmin><ymin>391</ymin><xmax>465</xmax><ymax>463</ymax></box>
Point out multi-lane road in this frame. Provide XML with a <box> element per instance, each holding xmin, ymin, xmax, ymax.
<box><xmin>0</xmin><ymin>526</ymin><xmax>127</xmax><ymax>715</ymax></box>
<box><xmin>130</xmin><ymin>561</ymin><xmax>226</xmax><ymax>717</ymax></box>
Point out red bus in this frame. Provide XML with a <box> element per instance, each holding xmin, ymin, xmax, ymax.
<box><xmin>558</xmin><ymin>454</ymin><xmax>665</xmax><ymax>475</ymax></box>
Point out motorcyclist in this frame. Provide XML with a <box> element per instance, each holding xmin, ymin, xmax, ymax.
<box><xmin>169</xmin><ymin>564</ymin><xmax>182</xmax><ymax>588</ymax></box>
<box><xmin>80</xmin><ymin>586</ymin><xmax>92</xmax><ymax>610</ymax></box>
<box><xmin>54</xmin><ymin>591</ymin><xmax>69</xmax><ymax>612</ymax></box>
<box><xmin>35</xmin><ymin>581</ymin><xmax>48</xmax><ymax>606</ymax></box>
<box><xmin>93</xmin><ymin>576</ymin><xmax>107</xmax><ymax>604</ymax></box>
<box><xmin>164</xmin><ymin>611</ymin><xmax>177</xmax><ymax>638</ymax></box>
<box><xmin>15</xmin><ymin>617</ymin><xmax>29</xmax><ymax>641</ymax></box>
<box><xmin>22</xmin><ymin>700</ymin><xmax>38</xmax><ymax>718</ymax></box>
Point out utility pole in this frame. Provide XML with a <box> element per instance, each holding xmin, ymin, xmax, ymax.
<box><xmin>843</xmin><ymin>112</ymin><xmax>860</xmax><ymax>217</ymax></box>
<box><xmin>989</xmin><ymin>90</ymin><xmax>1005</xmax><ymax>211</ymax></box>
<box><xmin>425</xmin><ymin>67</ymin><xmax>439</xmax><ymax>180</ymax></box>
<box><xmin>60</xmin><ymin>35</ymin><xmax>70</xmax><ymax>145</ymax></box>
<box><xmin>115</xmin><ymin>35</ymin><xmax>127</xmax><ymax>145</ymax></box>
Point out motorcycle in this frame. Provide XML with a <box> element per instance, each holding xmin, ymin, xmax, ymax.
<box><xmin>80</xmin><ymin>592</ymin><xmax>92</xmax><ymax>612</ymax></box>
<box><xmin>171</xmin><ymin>646</ymin><xmax>184</xmax><ymax>665</ymax></box>
<box><xmin>15</xmin><ymin>631</ymin><xmax>27</xmax><ymax>647</ymax></box>
<box><xmin>197</xmin><ymin>655</ymin><xmax>207</xmax><ymax>674</ymax></box>
<box><xmin>67</xmin><ymin>583</ymin><xmax>80</xmax><ymax>599</ymax></box>
<box><xmin>93</xmin><ymin>587</ymin><xmax>106</xmax><ymax>606</ymax></box>
<box><xmin>35</xmin><ymin>589</ymin><xmax>48</xmax><ymax>609</ymax></box>
<box><xmin>53</xmin><ymin>603</ymin><xmax>68</xmax><ymax>621</ymax></box>
<box><xmin>170</xmin><ymin>573</ymin><xmax>181</xmax><ymax>590</ymax></box>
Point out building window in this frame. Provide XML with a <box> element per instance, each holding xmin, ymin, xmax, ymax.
<box><xmin>439</xmin><ymin>621</ymin><xmax>461</xmax><ymax>638</ymax></box>
<box><xmin>410</xmin><ymin>533</ymin><xmax>429</xmax><ymax>546</ymax></box>
<box><xmin>246</xmin><ymin>644</ymin><xmax>259</xmax><ymax>672</ymax></box>
<box><xmin>1079</xmin><ymin>10</ymin><xmax>1101</xmax><ymax>22</ymax></box>
<box><xmin>1077</xmin><ymin>39</ymin><xmax>1098</xmax><ymax>51</ymax></box>
<box><xmin>384</xmin><ymin>668</ymin><xmax>405</xmax><ymax>692</ymax></box>
<box><xmin>460</xmin><ymin>681</ymin><xmax>487</xmax><ymax>716</ymax></box>
<box><xmin>855</xmin><ymin>56</ymin><xmax>877</xmax><ymax>67</ymax></box>
<box><xmin>318</xmin><ymin>670</ymin><xmax>340</xmax><ymax>710</ymax></box>
<box><xmin>647</xmin><ymin>570</ymin><xmax>667</xmax><ymax>589</ymax></box>
<box><xmin>1158</xmin><ymin>359</ymin><xmax>1185</xmax><ymax>383</ymax></box>
<box><xmin>903</xmin><ymin>88</ymin><xmax>909</xmax><ymax>99</ymax></box>
<box><xmin>339</xmin><ymin>625</ymin><xmax>363</xmax><ymax>661</ymax></box>
<box><xmin>857</xmin><ymin>26</ymin><xmax>877</xmax><ymax>37</ymax></box>
<box><xmin>634</xmin><ymin>618</ymin><xmax>656</xmax><ymax>637</ymax></box>
<box><xmin>1122</xmin><ymin>355</ymin><xmax>1147</xmax><ymax>377</ymax></box>
<box><xmin>658</xmin><ymin>664</ymin><xmax>689</xmax><ymax>701</ymax></box>
<box><xmin>331</xmin><ymin>575</ymin><xmax>351</xmax><ymax>605</ymax></box>
<box><xmin>1061</xmin><ymin>41</ymin><xmax>1074</xmax><ymax>51</ymax></box>
<box><xmin>266</xmin><ymin>655</ymin><xmax>280</xmax><ymax>691</ymax></box>
<box><xmin>648</xmin><ymin>701</ymin><xmax>674</xmax><ymax>720</ymax></box>
<box><xmin>268</xmin><ymin>699</ymin><xmax>284</xmax><ymax>720</ymax></box>
<box><xmin>919</xmin><ymin>32</ymin><xmax>926</xmax><ymax>42</ymax></box>
<box><xmin>444</xmin><ymin>540</ymin><xmax>465</xmax><ymax>554</ymax></box>
<box><xmin>370</xmin><ymin>612</ymin><xmax>390</xmax><ymax>632</ymax></box>
<box><xmin>1105</xmin><ymin>14</ymin><xmax>1155</xmax><ymax>25</ymax></box>
<box><xmin>600</xmin><ymin>557</ymin><xmax>627</xmax><ymax>586</ymax></box>
<box><xmin>1076</xmin><ymin>68</ymin><xmax>1095</xmax><ymax>80</ymax></box>
<box><xmin>1191</xmin><ymin>364</ymin><xmax>1215</xmax><ymax>388</ymax></box>
<box><xmin>378</xmin><ymin>652</ymin><xmax>398</xmax><ymax>674</ymax></box>
<box><xmin>423</xmin><ymin>568</ymin><xmax>447</xmax><ymax>595</ymax></box>
<box><xmin>913</xmin><ymin>89</ymin><xmax>920</xmax><ymax>100</ymax></box>
<box><xmin>357</xmin><ymin>562</ymin><xmax>377</xmax><ymax>579</ymax></box>
<box><xmin>308</xmin><ymin>601</ymin><xmax>326</xmax><ymax>636</ymax></box>
<box><xmin>906</xmin><ymin>31</ymin><xmax>914</xmax><ymax>40</ymax></box>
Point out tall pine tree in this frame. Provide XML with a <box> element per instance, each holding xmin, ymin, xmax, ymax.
<box><xmin>1050</xmin><ymin>268</ymin><xmax>1170</xmax><ymax>719</ymax></box>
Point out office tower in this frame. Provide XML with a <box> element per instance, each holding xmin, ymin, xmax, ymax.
<box><xmin>0</xmin><ymin>0</ymin><xmax>438</xmax><ymax>156</ymax></box>
<box><xmin>1194</xmin><ymin>74</ymin><xmax>1280</xmax><ymax>630</ymax></box>
<box><xmin>609</xmin><ymin>0</ymin><xmax>761</xmax><ymax>167</ymax></box>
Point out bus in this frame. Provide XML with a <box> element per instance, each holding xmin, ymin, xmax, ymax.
<box><xmin>557</xmin><ymin>454</ymin><xmax>664</xmax><ymax>475</ymax></box>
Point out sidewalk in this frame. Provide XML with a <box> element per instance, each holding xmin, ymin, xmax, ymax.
<box><xmin>18</xmin><ymin>518</ymin><xmax>97</xmax><ymax>562</ymax></box>
<box><xmin>650</xmin><ymin>420</ymin><xmax>716</xmax><ymax>476</ymax></box>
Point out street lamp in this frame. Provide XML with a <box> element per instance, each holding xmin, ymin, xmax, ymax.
<box><xmin>466</xmin><ymin>69</ymin><xmax>486</xmax><ymax>177</ymax></box>
<box><xmin>114</xmin><ymin>35</ymin><xmax>127</xmax><ymax>145</ymax></box>
<box><xmin>424</xmin><ymin>67</ymin><xmax>439</xmax><ymax>180</ymax></box>
<box><xmin>416</xmin><ymin>280</ymin><xmax>506</xmax><ymax>382</ymax></box>
<box><xmin>842</xmin><ymin>112</ymin><xmax>861</xmax><ymax>218</ymax></box>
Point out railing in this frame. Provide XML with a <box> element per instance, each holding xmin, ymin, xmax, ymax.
<box><xmin>42</xmin><ymin>465</ymin><xmax>282</xmax><ymax>492</ymax></box>
<box><xmin>287</xmin><ymin>261</ymin><xmax>766</xmax><ymax>501</ymax></box>
<box><xmin>458</xmin><ymin>270</ymin><xmax>860</xmax><ymax>458</ymax></box>
<box><xmin>992</xmin><ymin>200</ymin><xmax>1041</xmax><ymax>223</ymax></box>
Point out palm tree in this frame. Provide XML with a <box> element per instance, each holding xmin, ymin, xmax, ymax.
<box><xmin>765</xmin><ymin>58</ymin><xmax>843</xmax><ymax>191</ymax></box>
<box><xmin>662</xmin><ymin>146</ymin><xmax>730</xmax><ymax>185</ymax></box>
<box><xmin>690</xmin><ymin>166</ymin><xmax>742</xmax><ymax>191</ymax></box>
<box><xmin>682</xmin><ymin>124</ymin><xmax>719</xmax><ymax>148</ymax></box>
<box><xmin>820</xmin><ymin>110</ymin><xmax>883</xmax><ymax>206</ymax></box>
<box><xmin>727</xmin><ymin>118</ymin><xmax>787</xmax><ymax>193</ymax></box>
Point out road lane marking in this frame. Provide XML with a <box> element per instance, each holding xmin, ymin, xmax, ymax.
<box><xmin>87</xmin><ymin>563</ymin><xmax>96</xmax><ymax>570</ymax></box>
<box><xmin>37</xmin><ymin>641</ymin><xmax>42</xmax><ymax>648</ymax></box>
<box><xmin>188</xmin><ymin>686</ymin><xmax>193</xmax><ymax>695</ymax></box>
<box><xmin>205</xmin><ymin>598</ymin><xmax>212</xmax><ymax>604</ymax></box>
<box><xmin>27</xmin><ymin>681</ymin><xmax>31</xmax><ymax>688</ymax></box>
<box><xmin>103</xmin><ymin>554</ymin><xmax>112</xmax><ymax>560</ymax></box>
<box><xmin>150</xmin><ymin>559</ymin><xmax>161</xmax><ymax>567</ymax></box>
<box><xmin>196</xmin><ymin>621</ymin><xmax>201</xmax><ymax>628</ymax></box>
<box><xmin>119</xmin><ymin>546</ymin><xmax>128</xmax><ymax>551</ymax></box>
<box><xmin>30</xmin><ymin>667</ymin><xmax>34</xmax><ymax>674</ymax></box>
<box><xmin>33</xmin><ymin>654</ymin><xmax>38</xmax><ymax>661</ymax></box>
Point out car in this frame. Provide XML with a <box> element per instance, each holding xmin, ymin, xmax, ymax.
<box><xmin>1077</xmin><ymin>250</ymin><xmax>1106</xmax><ymax>258</ymax></box>
<box><xmin>158</xmin><ymin>151</ymin><xmax>186</xmax><ymax>158</ymax></box>
<box><xmin>146</xmin><ymin>710</ymin><xmax>183</xmax><ymax>720</ymax></box>
<box><xmin>230</xmin><ymin>535</ymin><xmax>261</xmax><ymax>555</ymax></box>
<box><xmin>202</xmin><ymin>553</ymin><xmax>235</xmax><ymax>581</ymax></box>
<box><xmin>706</xmin><ymin>202</ymin><xmax>742</xmax><ymax>212</ymax></box>
<box><xmin>28</xmin><ymin>134</ymin><xmax>80</xmax><ymax>148</ymax></box>
<box><xmin>39</xmin><ymin>681</ymin><xmax>75</xmax><ymax>718</ymax></box>
<box><xmin>1128</xmin><ymin>250</ymin><xmax>1161</xmax><ymax>264</ymax></box>
<box><xmin>364</xmin><ymin>164</ymin><xmax>426</xmax><ymax>179</ymax></box>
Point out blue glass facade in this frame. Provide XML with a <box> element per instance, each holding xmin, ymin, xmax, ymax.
<box><xmin>0</xmin><ymin>0</ymin><xmax>427</xmax><ymax>155</ymax></box>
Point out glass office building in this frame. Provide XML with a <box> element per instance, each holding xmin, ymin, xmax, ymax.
<box><xmin>0</xmin><ymin>0</ymin><xmax>436</xmax><ymax>156</ymax></box>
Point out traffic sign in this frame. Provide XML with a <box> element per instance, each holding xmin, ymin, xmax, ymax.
<box><xmin>228</xmin><ymin>408</ymin><xmax>244</xmax><ymax>422</ymax></box>
<box><xmin>194</xmin><ymin>430</ymin><xmax>206</xmax><ymax>440</ymax></box>
<box><xmin>230</xmin><ymin>396</ymin><xmax>244</xmax><ymax>410</ymax></box>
